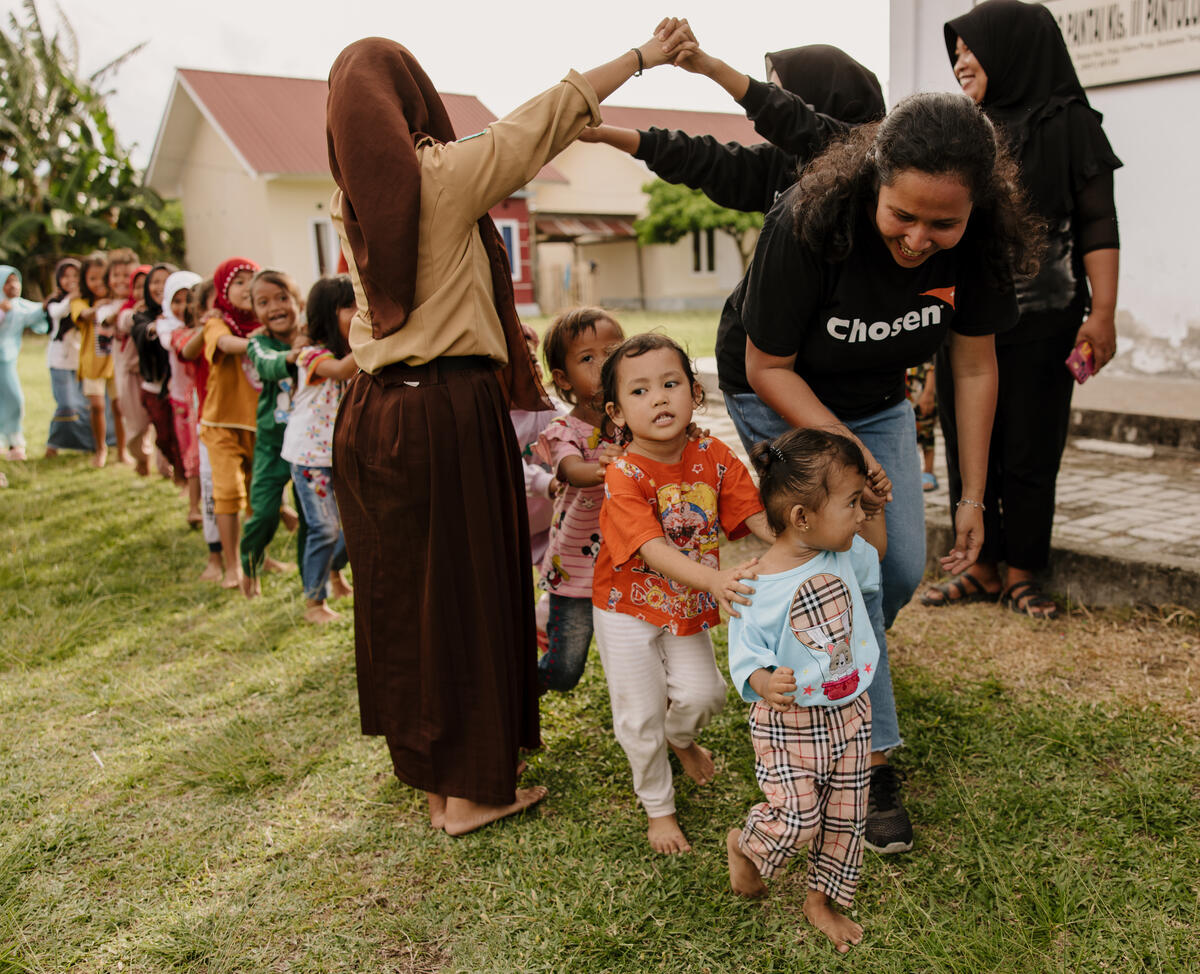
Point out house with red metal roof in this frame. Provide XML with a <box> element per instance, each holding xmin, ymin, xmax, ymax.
<box><xmin>145</xmin><ymin>68</ymin><xmax>558</xmax><ymax>312</ymax></box>
<box><xmin>145</xmin><ymin>68</ymin><xmax>762</xmax><ymax>315</ymax></box>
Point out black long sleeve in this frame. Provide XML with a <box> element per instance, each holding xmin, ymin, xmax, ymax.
<box><xmin>633</xmin><ymin>127</ymin><xmax>795</xmax><ymax>213</ymax></box>
<box><xmin>1073</xmin><ymin>169</ymin><xmax>1119</xmax><ymax>254</ymax></box>
<box><xmin>738</xmin><ymin>78</ymin><xmax>851</xmax><ymax>161</ymax></box>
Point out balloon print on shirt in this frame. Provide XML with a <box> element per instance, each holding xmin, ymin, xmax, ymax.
<box><xmin>788</xmin><ymin>573</ymin><xmax>860</xmax><ymax>701</ymax></box>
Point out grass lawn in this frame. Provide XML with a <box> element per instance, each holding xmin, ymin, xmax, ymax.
<box><xmin>2</xmin><ymin>333</ymin><xmax>1198</xmax><ymax>972</ymax></box>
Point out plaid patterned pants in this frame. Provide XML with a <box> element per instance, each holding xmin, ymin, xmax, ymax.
<box><xmin>738</xmin><ymin>695</ymin><xmax>871</xmax><ymax>907</ymax></box>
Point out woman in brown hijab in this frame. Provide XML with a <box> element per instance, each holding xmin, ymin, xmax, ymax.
<box><xmin>326</xmin><ymin>29</ymin><xmax>694</xmax><ymax>835</ymax></box>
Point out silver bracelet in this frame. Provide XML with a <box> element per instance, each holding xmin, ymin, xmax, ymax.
<box><xmin>956</xmin><ymin>498</ymin><xmax>986</xmax><ymax>512</ymax></box>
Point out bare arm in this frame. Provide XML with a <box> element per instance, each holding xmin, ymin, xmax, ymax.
<box><xmin>582</xmin><ymin>26</ymin><xmax>695</xmax><ymax>102</ymax></box>
<box><xmin>943</xmin><ymin>331</ymin><xmax>997</xmax><ymax>573</ymax></box>
<box><xmin>743</xmin><ymin>511</ymin><xmax>775</xmax><ymax>545</ymax></box>
<box><xmin>1078</xmin><ymin>248</ymin><xmax>1119</xmax><ymax>369</ymax></box>
<box><xmin>653</xmin><ymin>17</ymin><xmax>750</xmax><ymax>99</ymax></box>
<box><xmin>180</xmin><ymin>327</ymin><xmax>205</xmax><ymax>361</ymax></box>
<box><xmin>638</xmin><ymin>537</ymin><xmax>758</xmax><ymax>617</ymax></box>
<box><xmin>745</xmin><ymin>336</ymin><xmax>893</xmax><ymax>509</ymax></box>
<box><xmin>576</xmin><ymin>124</ymin><xmax>642</xmax><ymax>154</ymax></box>
<box><xmin>216</xmin><ymin>334</ymin><xmax>249</xmax><ymax>355</ymax></box>
<box><xmin>859</xmin><ymin>507</ymin><xmax>887</xmax><ymax>560</ymax></box>
<box><xmin>313</xmin><ymin>352</ymin><xmax>358</xmax><ymax>382</ymax></box>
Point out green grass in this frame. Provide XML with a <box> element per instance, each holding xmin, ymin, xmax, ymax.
<box><xmin>2</xmin><ymin>334</ymin><xmax>1199</xmax><ymax>972</ymax></box>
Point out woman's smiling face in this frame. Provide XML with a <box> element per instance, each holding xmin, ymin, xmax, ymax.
<box><xmin>874</xmin><ymin>168</ymin><xmax>973</xmax><ymax>268</ymax></box>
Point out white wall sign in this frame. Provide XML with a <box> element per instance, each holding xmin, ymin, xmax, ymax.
<box><xmin>1044</xmin><ymin>0</ymin><xmax>1200</xmax><ymax>86</ymax></box>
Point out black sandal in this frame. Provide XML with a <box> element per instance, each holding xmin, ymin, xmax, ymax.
<box><xmin>919</xmin><ymin>572</ymin><xmax>1000</xmax><ymax>607</ymax></box>
<box><xmin>1001</xmin><ymin>580</ymin><xmax>1060</xmax><ymax>620</ymax></box>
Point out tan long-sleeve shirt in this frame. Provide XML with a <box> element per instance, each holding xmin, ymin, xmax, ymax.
<box><xmin>331</xmin><ymin>70</ymin><xmax>601</xmax><ymax>373</ymax></box>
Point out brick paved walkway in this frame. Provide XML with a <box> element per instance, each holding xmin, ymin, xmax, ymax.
<box><xmin>698</xmin><ymin>390</ymin><xmax>1200</xmax><ymax>572</ymax></box>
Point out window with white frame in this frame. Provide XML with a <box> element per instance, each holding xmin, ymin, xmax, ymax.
<box><xmin>691</xmin><ymin>227</ymin><xmax>716</xmax><ymax>274</ymax></box>
<box><xmin>310</xmin><ymin>218</ymin><xmax>338</xmax><ymax>279</ymax></box>
<box><xmin>495</xmin><ymin>219</ymin><xmax>522</xmax><ymax>282</ymax></box>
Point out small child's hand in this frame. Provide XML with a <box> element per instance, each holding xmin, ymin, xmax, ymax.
<box><xmin>764</xmin><ymin>667</ymin><xmax>797</xmax><ymax>712</ymax></box>
<box><xmin>598</xmin><ymin>442</ymin><xmax>624</xmax><ymax>466</ymax></box>
<box><xmin>712</xmin><ymin>557</ymin><xmax>758</xmax><ymax>617</ymax></box>
<box><xmin>285</xmin><ymin>348</ymin><xmax>300</xmax><ymax>364</ymax></box>
<box><xmin>685</xmin><ymin>422</ymin><xmax>710</xmax><ymax>442</ymax></box>
<box><xmin>547</xmin><ymin>477</ymin><xmax>561</xmax><ymax>498</ymax></box>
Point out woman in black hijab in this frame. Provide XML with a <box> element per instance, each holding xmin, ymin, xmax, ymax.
<box><xmin>924</xmin><ymin>0</ymin><xmax>1121</xmax><ymax>619</ymax></box>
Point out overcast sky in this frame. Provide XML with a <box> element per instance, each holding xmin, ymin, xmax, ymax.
<box><xmin>3</xmin><ymin>0</ymin><xmax>891</xmax><ymax>167</ymax></box>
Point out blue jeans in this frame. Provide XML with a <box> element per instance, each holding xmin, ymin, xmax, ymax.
<box><xmin>289</xmin><ymin>464</ymin><xmax>349</xmax><ymax>602</ymax></box>
<box><xmin>723</xmin><ymin>392</ymin><xmax>925</xmax><ymax>752</ymax></box>
<box><xmin>539</xmin><ymin>594</ymin><xmax>593</xmax><ymax>693</ymax></box>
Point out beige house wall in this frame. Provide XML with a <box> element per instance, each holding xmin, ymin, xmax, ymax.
<box><xmin>530</xmin><ymin>140</ymin><xmax>755</xmax><ymax>313</ymax></box>
<box><xmin>178</xmin><ymin>121</ymin><xmax>272</xmax><ymax>277</ymax></box>
<box><xmin>264</xmin><ymin>177</ymin><xmax>339</xmax><ymax>292</ymax></box>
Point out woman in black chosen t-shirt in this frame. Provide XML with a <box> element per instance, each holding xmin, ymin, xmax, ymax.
<box><xmin>731</xmin><ymin>91</ymin><xmax>1041</xmax><ymax>849</ymax></box>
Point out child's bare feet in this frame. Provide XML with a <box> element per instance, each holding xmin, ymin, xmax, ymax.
<box><xmin>670</xmin><ymin>741</ymin><xmax>716</xmax><ymax>785</ymax></box>
<box><xmin>117</xmin><ymin>450</ymin><xmax>134</xmax><ymax>467</ymax></box>
<box><xmin>241</xmin><ymin>574</ymin><xmax>262</xmax><ymax>599</ymax></box>
<box><xmin>647</xmin><ymin>813</ymin><xmax>691</xmax><ymax>854</ymax></box>
<box><xmin>303</xmin><ymin>603</ymin><xmax>341</xmax><ymax>624</ymax></box>
<box><xmin>264</xmin><ymin>556</ymin><xmax>295</xmax><ymax>574</ymax></box>
<box><xmin>726</xmin><ymin>828</ymin><xmax>766</xmax><ymax>897</ymax></box>
<box><xmin>187</xmin><ymin>511</ymin><xmax>203</xmax><ymax>530</ymax></box>
<box><xmin>44</xmin><ymin>447</ymin><xmax>58</xmax><ymax>459</ymax></box>
<box><xmin>803</xmin><ymin>890</ymin><xmax>863</xmax><ymax>954</ymax></box>
<box><xmin>90</xmin><ymin>448</ymin><xmax>107</xmax><ymax>468</ymax></box>
<box><xmin>329</xmin><ymin>570</ymin><xmax>353</xmax><ymax>600</ymax></box>
<box><xmin>279</xmin><ymin>504</ymin><xmax>299</xmax><ymax>533</ymax></box>
<box><xmin>442</xmin><ymin>787</ymin><xmax>548</xmax><ymax>836</ymax></box>
<box><xmin>199</xmin><ymin>555</ymin><xmax>223</xmax><ymax>583</ymax></box>
<box><xmin>221</xmin><ymin>567</ymin><xmax>242</xmax><ymax>590</ymax></box>
<box><xmin>7</xmin><ymin>446</ymin><xmax>26</xmax><ymax>461</ymax></box>
<box><xmin>134</xmin><ymin>456</ymin><xmax>149</xmax><ymax>476</ymax></box>
<box><xmin>427</xmin><ymin>793</ymin><xmax>447</xmax><ymax>830</ymax></box>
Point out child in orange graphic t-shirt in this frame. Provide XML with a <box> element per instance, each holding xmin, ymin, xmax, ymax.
<box><xmin>591</xmin><ymin>333</ymin><xmax>773</xmax><ymax>857</ymax></box>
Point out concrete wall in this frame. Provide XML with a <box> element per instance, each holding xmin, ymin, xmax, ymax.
<box><xmin>178</xmin><ymin>121</ymin><xmax>271</xmax><ymax>279</ymax></box>
<box><xmin>265</xmin><ymin>177</ymin><xmax>337</xmax><ymax>292</ymax></box>
<box><xmin>890</xmin><ymin>0</ymin><xmax>1200</xmax><ymax>383</ymax></box>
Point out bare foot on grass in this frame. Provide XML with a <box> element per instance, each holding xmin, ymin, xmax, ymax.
<box><xmin>117</xmin><ymin>450</ymin><xmax>134</xmax><ymax>467</ymax></box>
<box><xmin>241</xmin><ymin>574</ymin><xmax>261</xmax><ymax>599</ymax></box>
<box><xmin>303</xmin><ymin>603</ymin><xmax>341</xmax><ymax>625</ymax></box>
<box><xmin>726</xmin><ymin>828</ymin><xmax>766</xmax><ymax>897</ymax></box>
<box><xmin>90</xmin><ymin>449</ymin><xmax>107</xmax><ymax>468</ymax></box>
<box><xmin>670</xmin><ymin>741</ymin><xmax>715</xmax><ymax>785</ymax></box>
<box><xmin>264</xmin><ymin>556</ymin><xmax>295</xmax><ymax>574</ymax></box>
<box><xmin>648</xmin><ymin>814</ymin><xmax>691</xmax><ymax>854</ymax></box>
<box><xmin>329</xmin><ymin>570</ymin><xmax>353</xmax><ymax>600</ymax></box>
<box><xmin>221</xmin><ymin>568</ymin><xmax>242</xmax><ymax>590</ymax></box>
<box><xmin>803</xmin><ymin>890</ymin><xmax>863</xmax><ymax>954</ymax></box>
<box><xmin>442</xmin><ymin>787</ymin><xmax>548</xmax><ymax>836</ymax></box>
<box><xmin>199</xmin><ymin>556</ymin><xmax>223</xmax><ymax>583</ymax></box>
<box><xmin>427</xmin><ymin>793</ymin><xmax>446</xmax><ymax>830</ymax></box>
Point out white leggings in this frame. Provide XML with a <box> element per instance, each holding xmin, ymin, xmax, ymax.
<box><xmin>592</xmin><ymin>607</ymin><xmax>726</xmax><ymax>818</ymax></box>
<box><xmin>198</xmin><ymin>438</ymin><xmax>219</xmax><ymax>547</ymax></box>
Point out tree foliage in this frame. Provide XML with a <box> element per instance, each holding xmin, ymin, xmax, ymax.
<box><xmin>0</xmin><ymin>0</ymin><xmax>183</xmax><ymax>295</ymax></box>
<box><xmin>634</xmin><ymin>179</ymin><xmax>763</xmax><ymax>273</ymax></box>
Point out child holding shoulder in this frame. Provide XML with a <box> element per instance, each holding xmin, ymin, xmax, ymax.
<box><xmin>533</xmin><ymin>307</ymin><xmax>625</xmax><ymax>694</ymax></box>
<box><xmin>280</xmin><ymin>275</ymin><xmax>357</xmax><ymax>623</ymax></box>
<box><xmin>240</xmin><ymin>269</ymin><xmax>305</xmax><ymax>598</ymax></box>
<box><xmin>725</xmin><ymin>428</ymin><xmax>889</xmax><ymax>954</ymax></box>
<box><xmin>593</xmin><ymin>333</ymin><xmax>772</xmax><ymax>855</ymax></box>
<box><xmin>199</xmin><ymin>257</ymin><xmax>261</xmax><ymax>588</ymax></box>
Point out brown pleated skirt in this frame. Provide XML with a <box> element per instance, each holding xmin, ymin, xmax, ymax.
<box><xmin>332</xmin><ymin>357</ymin><xmax>540</xmax><ymax>806</ymax></box>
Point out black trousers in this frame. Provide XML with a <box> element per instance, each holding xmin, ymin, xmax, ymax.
<box><xmin>937</xmin><ymin>326</ymin><xmax>1078</xmax><ymax>573</ymax></box>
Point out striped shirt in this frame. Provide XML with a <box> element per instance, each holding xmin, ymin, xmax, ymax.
<box><xmin>535</xmin><ymin>414</ymin><xmax>613</xmax><ymax>599</ymax></box>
